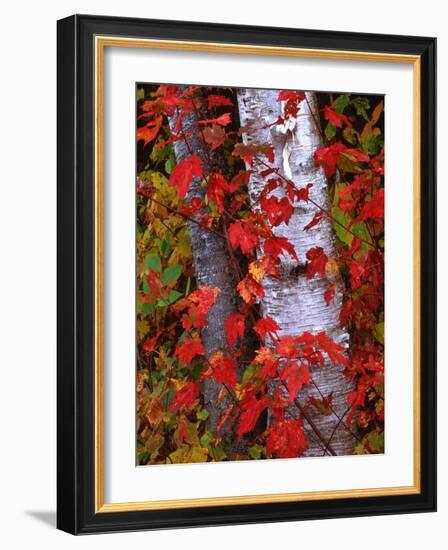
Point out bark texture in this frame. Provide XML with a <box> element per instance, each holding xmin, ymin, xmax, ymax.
<box><xmin>237</xmin><ymin>89</ymin><xmax>357</xmax><ymax>456</ymax></box>
<box><xmin>168</xmin><ymin>106</ymin><xmax>238</xmax><ymax>441</ymax></box>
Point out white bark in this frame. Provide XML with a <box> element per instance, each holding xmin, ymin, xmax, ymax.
<box><xmin>237</xmin><ymin>89</ymin><xmax>356</xmax><ymax>456</ymax></box>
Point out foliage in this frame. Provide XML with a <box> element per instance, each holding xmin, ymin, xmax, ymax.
<box><xmin>136</xmin><ymin>84</ymin><xmax>384</xmax><ymax>464</ymax></box>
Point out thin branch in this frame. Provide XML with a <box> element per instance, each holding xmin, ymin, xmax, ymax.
<box><xmin>310</xmin><ymin>379</ymin><xmax>363</xmax><ymax>444</ymax></box>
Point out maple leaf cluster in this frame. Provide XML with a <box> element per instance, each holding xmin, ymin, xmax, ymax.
<box><xmin>136</xmin><ymin>84</ymin><xmax>384</xmax><ymax>464</ymax></box>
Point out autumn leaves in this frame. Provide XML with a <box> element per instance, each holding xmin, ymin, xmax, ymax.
<box><xmin>136</xmin><ymin>84</ymin><xmax>385</xmax><ymax>462</ymax></box>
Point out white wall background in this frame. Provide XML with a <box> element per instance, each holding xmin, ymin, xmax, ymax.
<box><xmin>0</xmin><ymin>0</ymin><xmax>443</xmax><ymax>547</ymax></box>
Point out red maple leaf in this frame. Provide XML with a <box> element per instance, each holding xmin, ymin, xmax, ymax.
<box><xmin>228</xmin><ymin>170</ymin><xmax>251</xmax><ymax>193</ymax></box>
<box><xmin>136</xmin><ymin>115</ymin><xmax>163</xmax><ymax>145</ymax></box>
<box><xmin>323</xmin><ymin>106</ymin><xmax>352</xmax><ymax>128</ymax></box>
<box><xmin>280</xmin><ymin>361</ymin><xmax>311</xmax><ymax>401</ymax></box>
<box><xmin>224</xmin><ymin>313</ymin><xmax>245</xmax><ymax>348</ymax></box>
<box><xmin>169</xmin><ymin>381</ymin><xmax>200</xmax><ymax>412</ymax></box>
<box><xmin>275</xmin><ymin>335</ymin><xmax>298</xmax><ymax>359</ymax></box>
<box><xmin>316</xmin><ymin>332</ymin><xmax>348</xmax><ymax>367</ymax></box>
<box><xmin>277</xmin><ymin>90</ymin><xmax>306</xmax><ymax>102</ymax></box>
<box><xmin>228</xmin><ymin>220</ymin><xmax>259</xmax><ymax>255</ymax></box>
<box><xmin>141</xmin><ymin>330</ymin><xmax>163</xmax><ymax>353</ymax></box>
<box><xmin>260</xmin><ymin>195</ymin><xmax>294</xmax><ymax>226</ymax></box>
<box><xmin>181</xmin><ymin>287</ymin><xmax>220</xmax><ymax>330</ymax></box>
<box><xmin>294</xmin><ymin>182</ymin><xmax>313</xmax><ymax>202</ymax></box>
<box><xmin>207</xmin><ymin>95</ymin><xmax>233</xmax><ymax>108</ymax></box>
<box><xmin>232</xmin><ymin>142</ymin><xmax>275</xmax><ymax>165</ymax></box>
<box><xmin>349</xmin><ymin>261</ymin><xmax>367</xmax><ymax>290</ymax></box>
<box><xmin>198</xmin><ymin>112</ymin><xmax>232</xmax><ymax>126</ymax></box>
<box><xmin>314</xmin><ymin>142</ymin><xmax>346</xmax><ymax>177</ymax></box>
<box><xmin>168</xmin><ymin>155</ymin><xmax>203</xmax><ymax>199</ymax></box>
<box><xmin>189</xmin><ymin>287</ymin><xmax>220</xmax><ymax>312</ymax></box>
<box><xmin>146</xmin><ymin>270</ymin><xmax>164</xmax><ymax>299</ymax></box>
<box><xmin>263</xmin><ymin>236</ymin><xmax>299</xmax><ymax>261</ymax></box>
<box><xmin>266</xmin><ymin>418</ymin><xmax>308</xmax><ymax>458</ymax></box>
<box><xmin>209</xmin><ymin>351</ymin><xmax>238</xmax><ymax>387</ymax></box>
<box><xmin>175</xmin><ymin>334</ymin><xmax>205</xmax><ymax>365</ymax></box>
<box><xmin>356</xmin><ymin>188</ymin><xmax>384</xmax><ymax>222</ymax></box>
<box><xmin>306</xmin><ymin>247</ymin><xmax>328</xmax><ymax>279</ymax></box>
<box><xmin>254</xmin><ymin>346</ymin><xmax>279</xmax><ymax>379</ymax></box>
<box><xmin>315</xmin><ymin>143</ymin><xmax>369</xmax><ymax>177</ymax></box>
<box><xmin>206</xmin><ymin>173</ymin><xmax>228</xmax><ymax>213</ymax></box>
<box><xmin>179</xmin><ymin>197</ymin><xmax>204</xmax><ymax>217</ymax></box>
<box><xmin>202</xmin><ymin>125</ymin><xmax>226</xmax><ymax>151</ymax></box>
<box><xmin>303</xmin><ymin>210</ymin><xmax>324</xmax><ymax>231</ymax></box>
<box><xmin>277</xmin><ymin>90</ymin><xmax>306</xmax><ymax>119</ymax></box>
<box><xmin>237</xmin><ymin>394</ymin><xmax>269</xmax><ymax>439</ymax></box>
<box><xmin>254</xmin><ymin>316</ymin><xmax>280</xmax><ymax>341</ymax></box>
<box><xmin>237</xmin><ymin>275</ymin><xmax>265</xmax><ymax>304</ymax></box>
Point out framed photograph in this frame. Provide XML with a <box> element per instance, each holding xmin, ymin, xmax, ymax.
<box><xmin>57</xmin><ymin>14</ymin><xmax>436</xmax><ymax>534</ymax></box>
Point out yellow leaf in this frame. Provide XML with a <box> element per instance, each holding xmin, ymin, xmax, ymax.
<box><xmin>361</xmin><ymin>100</ymin><xmax>384</xmax><ymax>139</ymax></box>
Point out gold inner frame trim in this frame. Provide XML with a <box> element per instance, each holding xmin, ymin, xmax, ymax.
<box><xmin>94</xmin><ymin>35</ymin><xmax>421</xmax><ymax>513</ymax></box>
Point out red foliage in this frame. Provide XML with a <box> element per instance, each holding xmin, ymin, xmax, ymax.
<box><xmin>266</xmin><ymin>418</ymin><xmax>308</xmax><ymax>458</ymax></box>
<box><xmin>306</xmin><ymin>247</ymin><xmax>328</xmax><ymax>279</ymax></box>
<box><xmin>225</xmin><ymin>313</ymin><xmax>245</xmax><ymax>349</ymax></box>
<box><xmin>253</xmin><ymin>316</ymin><xmax>280</xmax><ymax>341</ymax></box>
<box><xmin>228</xmin><ymin>220</ymin><xmax>260</xmax><ymax>254</ymax></box>
<box><xmin>137</xmin><ymin>85</ymin><xmax>384</xmax><ymax>464</ymax></box>
<box><xmin>169</xmin><ymin>155</ymin><xmax>203</xmax><ymax>199</ymax></box>
<box><xmin>169</xmin><ymin>381</ymin><xmax>200</xmax><ymax>412</ymax></box>
<box><xmin>209</xmin><ymin>351</ymin><xmax>238</xmax><ymax>386</ymax></box>
<box><xmin>198</xmin><ymin>112</ymin><xmax>232</xmax><ymax>126</ymax></box>
<box><xmin>260</xmin><ymin>195</ymin><xmax>294</xmax><ymax>226</ymax></box>
<box><xmin>323</xmin><ymin>106</ymin><xmax>352</xmax><ymax>128</ymax></box>
<box><xmin>175</xmin><ymin>334</ymin><xmax>205</xmax><ymax>364</ymax></box>
<box><xmin>237</xmin><ymin>394</ymin><xmax>269</xmax><ymax>439</ymax></box>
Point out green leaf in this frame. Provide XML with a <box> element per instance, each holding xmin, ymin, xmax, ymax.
<box><xmin>209</xmin><ymin>445</ymin><xmax>227</xmax><ymax>461</ymax></box>
<box><xmin>197</xmin><ymin>409</ymin><xmax>209</xmax><ymax>421</ymax></box>
<box><xmin>136</xmin><ymin>88</ymin><xmax>145</xmax><ymax>101</ymax></box>
<box><xmin>325</xmin><ymin>122</ymin><xmax>337</xmax><ymax>140</ymax></box>
<box><xmin>332</xmin><ymin>205</ymin><xmax>353</xmax><ymax>246</ymax></box>
<box><xmin>333</xmin><ymin>94</ymin><xmax>350</xmax><ymax>113</ymax></box>
<box><xmin>139</xmin><ymin>301</ymin><xmax>155</xmax><ymax>316</ymax></box>
<box><xmin>354</xmin><ymin>442</ymin><xmax>367</xmax><ymax>455</ymax></box>
<box><xmin>343</xmin><ymin>127</ymin><xmax>358</xmax><ymax>145</ymax></box>
<box><xmin>248</xmin><ymin>444</ymin><xmax>264</xmax><ymax>460</ymax></box>
<box><xmin>161</xmin><ymin>264</ymin><xmax>183</xmax><ymax>285</ymax></box>
<box><xmin>351</xmin><ymin>97</ymin><xmax>370</xmax><ymax>121</ymax></box>
<box><xmin>190</xmin><ymin>360</ymin><xmax>204</xmax><ymax>380</ymax></box>
<box><xmin>137</xmin><ymin>450</ymin><xmax>150</xmax><ymax>464</ymax></box>
<box><xmin>168</xmin><ymin>290</ymin><xmax>183</xmax><ymax>304</ymax></box>
<box><xmin>367</xmin><ymin>431</ymin><xmax>384</xmax><ymax>453</ymax></box>
<box><xmin>187</xmin><ymin>446</ymin><xmax>209</xmax><ymax>463</ymax></box>
<box><xmin>157</xmin><ymin>235</ymin><xmax>172</xmax><ymax>258</ymax></box>
<box><xmin>362</xmin><ymin>133</ymin><xmax>383</xmax><ymax>155</ymax></box>
<box><xmin>145</xmin><ymin>253</ymin><xmax>162</xmax><ymax>272</ymax></box>
<box><xmin>150</xmin><ymin>370</ymin><xmax>160</xmax><ymax>386</ymax></box>
<box><xmin>165</xmin><ymin>155</ymin><xmax>176</xmax><ymax>175</ymax></box>
<box><xmin>375</xmin><ymin>322</ymin><xmax>384</xmax><ymax>344</ymax></box>
<box><xmin>243</xmin><ymin>364</ymin><xmax>258</xmax><ymax>384</ymax></box>
<box><xmin>200</xmin><ymin>431</ymin><xmax>213</xmax><ymax>447</ymax></box>
<box><xmin>169</xmin><ymin>445</ymin><xmax>190</xmax><ymax>464</ymax></box>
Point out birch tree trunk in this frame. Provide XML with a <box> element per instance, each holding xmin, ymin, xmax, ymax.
<box><xmin>237</xmin><ymin>89</ymin><xmax>357</xmax><ymax>456</ymax></box>
<box><xmin>168</xmin><ymin>106</ymin><xmax>239</xmax><ymax>446</ymax></box>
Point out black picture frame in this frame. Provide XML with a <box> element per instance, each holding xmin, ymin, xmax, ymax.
<box><xmin>57</xmin><ymin>14</ymin><xmax>436</xmax><ymax>534</ymax></box>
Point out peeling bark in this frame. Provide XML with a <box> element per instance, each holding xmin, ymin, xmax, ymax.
<box><xmin>237</xmin><ymin>89</ymin><xmax>357</xmax><ymax>456</ymax></box>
